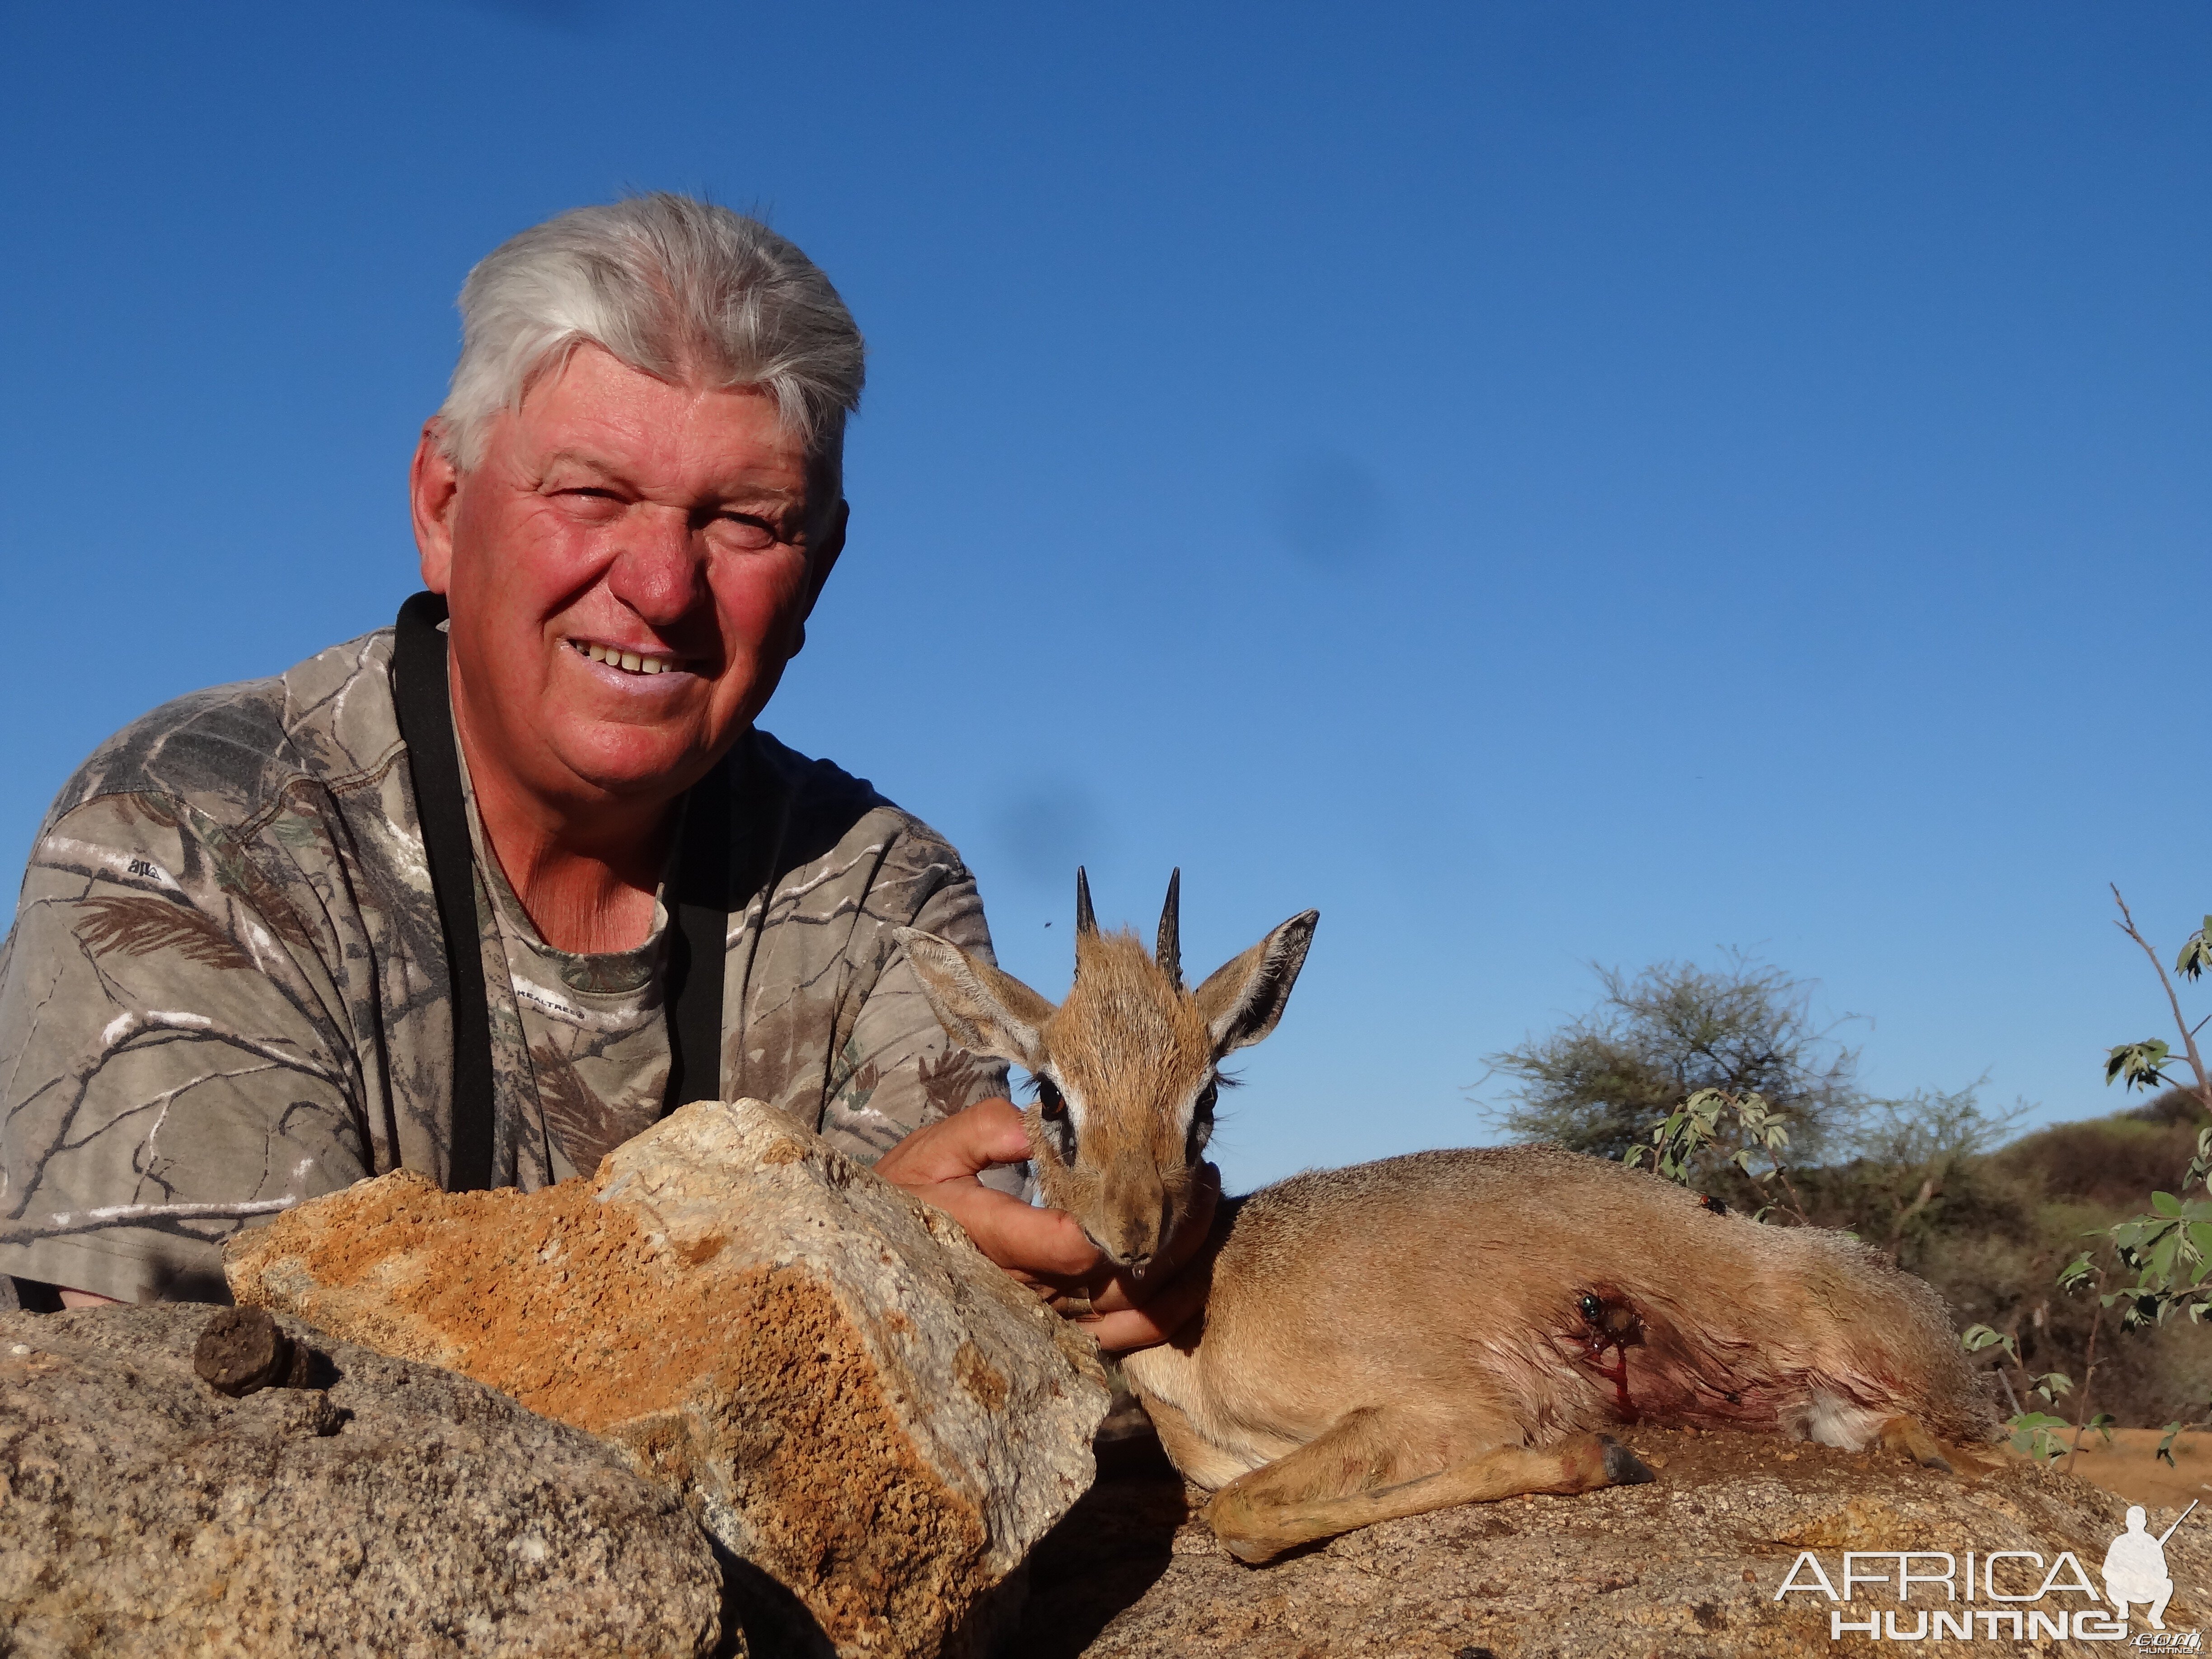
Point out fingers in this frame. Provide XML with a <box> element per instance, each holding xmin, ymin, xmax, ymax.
<box><xmin>1085</xmin><ymin>1163</ymin><xmax>1221</xmax><ymax>1316</ymax></box>
<box><xmin>873</xmin><ymin>1099</ymin><xmax>1031</xmax><ymax>1187</ymax></box>
<box><xmin>956</xmin><ymin>1191</ymin><xmax>1103</xmax><ymax>1281</ymax></box>
<box><xmin>1081</xmin><ymin>1265</ymin><xmax>1210</xmax><ymax>1354</ymax></box>
<box><xmin>884</xmin><ymin>1161</ymin><xmax>1102</xmax><ymax>1283</ymax></box>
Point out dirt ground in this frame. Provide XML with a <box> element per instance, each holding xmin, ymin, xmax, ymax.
<box><xmin>2016</xmin><ymin>1425</ymin><xmax>2212</xmax><ymax>1511</ymax></box>
<box><xmin>1022</xmin><ymin>1424</ymin><xmax>2210</xmax><ymax>1657</ymax></box>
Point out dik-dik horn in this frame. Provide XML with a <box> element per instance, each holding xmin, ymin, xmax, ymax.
<box><xmin>897</xmin><ymin>873</ymin><xmax>1997</xmax><ymax>1565</ymax></box>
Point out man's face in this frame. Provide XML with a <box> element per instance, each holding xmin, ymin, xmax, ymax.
<box><xmin>411</xmin><ymin>345</ymin><xmax>839</xmax><ymax>817</ymax></box>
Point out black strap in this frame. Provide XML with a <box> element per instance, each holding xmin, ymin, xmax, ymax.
<box><xmin>392</xmin><ymin>593</ymin><xmax>732</xmax><ymax>1190</ymax></box>
<box><xmin>394</xmin><ymin>594</ymin><xmax>497</xmax><ymax>1190</ymax></box>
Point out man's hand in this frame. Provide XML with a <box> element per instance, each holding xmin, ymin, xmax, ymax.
<box><xmin>875</xmin><ymin>1099</ymin><xmax>1218</xmax><ymax>1354</ymax></box>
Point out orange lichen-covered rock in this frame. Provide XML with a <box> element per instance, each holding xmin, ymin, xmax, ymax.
<box><xmin>224</xmin><ymin>1098</ymin><xmax>1110</xmax><ymax>1659</ymax></box>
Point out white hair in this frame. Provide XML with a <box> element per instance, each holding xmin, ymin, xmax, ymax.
<box><xmin>435</xmin><ymin>193</ymin><xmax>865</xmax><ymax>486</ymax></box>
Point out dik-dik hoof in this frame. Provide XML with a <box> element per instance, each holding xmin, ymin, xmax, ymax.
<box><xmin>1877</xmin><ymin>1415</ymin><xmax>1954</xmax><ymax>1473</ymax></box>
<box><xmin>1600</xmin><ymin>1436</ymin><xmax>1657</xmax><ymax>1486</ymax></box>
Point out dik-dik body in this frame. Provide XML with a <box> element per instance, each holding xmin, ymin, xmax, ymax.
<box><xmin>897</xmin><ymin>875</ymin><xmax>1996</xmax><ymax>1563</ymax></box>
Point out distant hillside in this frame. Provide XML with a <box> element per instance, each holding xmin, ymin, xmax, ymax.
<box><xmin>1892</xmin><ymin>1088</ymin><xmax>2209</xmax><ymax>1429</ymax></box>
<box><xmin>1995</xmin><ymin>1088</ymin><xmax>2212</xmax><ymax>1207</ymax></box>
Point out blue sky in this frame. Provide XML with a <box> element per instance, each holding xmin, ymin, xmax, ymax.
<box><xmin>3</xmin><ymin>2</ymin><xmax>2207</xmax><ymax>1190</ymax></box>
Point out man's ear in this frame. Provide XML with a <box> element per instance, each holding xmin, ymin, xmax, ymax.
<box><xmin>788</xmin><ymin>498</ymin><xmax>848</xmax><ymax>660</ymax></box>
<box><xmin>1193</xmin><ymin>910</ymin><xmax>1319</xmax><ymax>1056</ymax></box>
<box><xmin>410</xmin><ymin>420</ymin><xmax>461</xmax><ymax>594</ymax></box>
<box><xmin>895</xmin><ymin>926</ymin><xmax>1055</xmax><ymax>1071</ymax></box>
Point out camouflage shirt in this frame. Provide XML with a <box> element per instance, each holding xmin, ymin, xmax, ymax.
<box><xmin>0</xmin><ymin>626</ymin><xmax>1007</xmax><ymax>1303</ymax></box>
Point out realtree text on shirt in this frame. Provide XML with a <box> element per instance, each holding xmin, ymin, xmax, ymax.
<box><xmin>0</xmin><ymin>627</ymin><xmax>1007</xmax><ymax>1303</ymax></box>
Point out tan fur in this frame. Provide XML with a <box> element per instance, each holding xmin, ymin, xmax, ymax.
<box><xmin>895</xmin><ymin>883</ymin><xmax>1999</xmax><ymax>1564</ymax></box>
<box><xmin>1030</xmin><ymin>930</ymin><xmax>1217</xmax><ymax>1270</ymax></box>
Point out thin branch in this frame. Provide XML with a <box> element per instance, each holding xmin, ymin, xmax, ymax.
<box><xmin>1886</xmin><ymin>1173</ymin><xmax>1942</xmax><ymax>1259</ymax></box>
<box><xmin>2112</xmin><ymin>886</ymin><xmax>2212</xmax><ymax>1118</ymax></box>
<box><xmin>1769</xmin><ymin>1162</ymin><xmax>1816</xmax><ymax>1228</ymax></box>
<box><xmin>2063</xmin><ymin>1269</ymin><xmax>2108</xmax><ymax>1476</ymax></box>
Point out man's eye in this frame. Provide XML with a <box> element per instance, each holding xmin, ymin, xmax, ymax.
<box><xmin>710</xmin><ymin>515</ymin><xmax>780</xmax><ymax>552</ymax></box>
<box><xmin>555</xmin><ymin>488</ymin><xmax>624</xmax><ymax>515</ymax></box>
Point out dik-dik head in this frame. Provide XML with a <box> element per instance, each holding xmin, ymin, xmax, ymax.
<box><xmin>896</xmin><ymin>871</ymin><xmax>1317</xmax><ymax>1276</ymax></box>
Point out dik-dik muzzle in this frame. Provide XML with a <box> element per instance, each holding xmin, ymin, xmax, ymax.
<box><xmin>895</xmin><ymin>870</ymin><xmax>1318</xmax><ymax>1274</ymax></box>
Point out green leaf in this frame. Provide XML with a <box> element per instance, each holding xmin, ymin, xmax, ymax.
<box><xmin>2178</xmin><ymin>931</ymin><xmax>2212</xmax><ymax>980</ymax></box>
<box><xmin>2007</xmin><ymin>1411</ymin><xmax>2072</xmax><ymax>1460</ymax></box>
<box><xmin>2152</xmin><ymin>1190</ymin><xmax>2184</xmax><ymax>1218</ymax></box>
<box><xmin>2106</xmin><ymin>1040</ymin><xmax>2173</xmax><ymax>1090</ymax></box>
<box><xmin>2185</xmin><ymin>1222</ymin><xmax>2212</xmax><ymax>1280</ymax></box>
<box><xmin>2157</xmin><ymin>1422</ymin><xmax>2184</xmax><ymax>1466</ymax></box>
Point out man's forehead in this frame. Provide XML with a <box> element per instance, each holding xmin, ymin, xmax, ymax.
<box><xmin>501</xmin><ymin>350</ymin><xmax>813</xmax><ymax>500</ymax></box>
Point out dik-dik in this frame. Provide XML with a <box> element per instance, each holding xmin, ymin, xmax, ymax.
<box><xmin>896</xmin><ymin>874</ymin><xmax>1997</xmax><ymax>1564</ymax></box>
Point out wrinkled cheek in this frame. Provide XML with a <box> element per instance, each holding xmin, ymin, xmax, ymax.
<box><xmin>713</xmin><ymin>564</ymin><xmax>811</xmax><ymax>676</ymax></box>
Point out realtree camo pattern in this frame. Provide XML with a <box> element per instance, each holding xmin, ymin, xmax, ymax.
<box><xmin>0</xmin><ymin>628</ymin><xmax>1007</xmax><ymax>1302</ymax></box>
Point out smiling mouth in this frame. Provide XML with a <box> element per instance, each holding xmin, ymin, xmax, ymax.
<box><xmin>567</xmin><ymin>639</ymin><xmax>687</xmax><ymax>676</ymax></box>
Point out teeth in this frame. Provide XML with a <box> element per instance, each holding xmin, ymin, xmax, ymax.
<box><xmin>572</xmin><ymin>641</ymin><xmax>676</xmax><ymax>675</ymax></box>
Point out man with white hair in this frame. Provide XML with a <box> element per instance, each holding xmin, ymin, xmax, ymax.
<box><xmin>0</xmin><ymin>195</ymin><xmax>1209</xmax><ymax>1348</ymax></box>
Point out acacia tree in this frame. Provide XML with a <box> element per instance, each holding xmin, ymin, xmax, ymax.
<box><xmin>1478</xmin><ymin>955</ymin><xmax>1866</xmax><ymax>1180</ymax></box>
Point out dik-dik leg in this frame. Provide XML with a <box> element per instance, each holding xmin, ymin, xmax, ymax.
<box><xmin>1875</xmin><ymin>1414</ymin><xmax>2003</xmax><ymax>1476</ymax></box>
<box><xmin>1201</xmin><ymin>1405</ymin><xmax>1655</xmax><ymax>1564</ymax></box>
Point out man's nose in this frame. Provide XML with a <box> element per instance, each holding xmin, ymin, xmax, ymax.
<box><xmin>604</xmin><ymin>506</ymin><xmax>708</xmax><ymax>626</ymax></box>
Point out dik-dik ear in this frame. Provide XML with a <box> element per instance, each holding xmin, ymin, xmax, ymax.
<box><xmin>1193</xmin><ymin>910</ymin><xmax>1319</xmax><ymax>1056</ymax></box>
<box><xmin>894</xmin><ymin>927</ymin><xmax>1058</xmax><ymax>1071</ymax></box>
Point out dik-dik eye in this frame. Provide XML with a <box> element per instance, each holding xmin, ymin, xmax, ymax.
<box><xmin>1035</xmin><ymin>1075</ymin><xmax>1078</xmax><ymax>1164</ymax></box>
<box><xmin>1185</xmin><ymin>1078</ymin><xmax>1219</xmax><ymax>1163</ymax></box>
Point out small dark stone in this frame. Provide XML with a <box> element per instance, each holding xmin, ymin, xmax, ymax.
<box><xmin>284</xmin><ymin>1334</ymin><xmax>319</xmax><ymax>1389</ymax></box>
<box><xmin>1454</xmin><ymin>1646</ymin><xmax>1500</xmax><ymax>1659</ymax></box>
<box><xmin>194</xmin><ymin>1306</ymin><xmax>294</xmax><ymax>1398</ymax></box>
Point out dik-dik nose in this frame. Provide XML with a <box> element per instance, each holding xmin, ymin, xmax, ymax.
<box><xmin>1108</xmin><ymin>1233</ymin><xmax>1158</xmax><ymax>1275</ymax></box>
<box><xmin>1103</xmin><ymin>1195</ymin><xmax>1170</xmax><ymax>1275</ymax></box>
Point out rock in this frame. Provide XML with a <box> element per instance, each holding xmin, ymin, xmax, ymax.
<box><xmin>225</xmin><ymin>1097</ymin><xmax>1112</xmax><ymax>1659</ymax></box>
<box><xmin>1017</xmin><ymin>1427</ymin><xmax>2212</xmax><ymax>1656</ymax></box>
<box><xmin>0</xmin><ymin>1303</ymin><xmax>724</xmax><ymax>1659</ymax></box>
<box><xmin>192</xmin><ymin>1305</ymin><xmax>309</xmax><ymax>1396</ymax></box>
